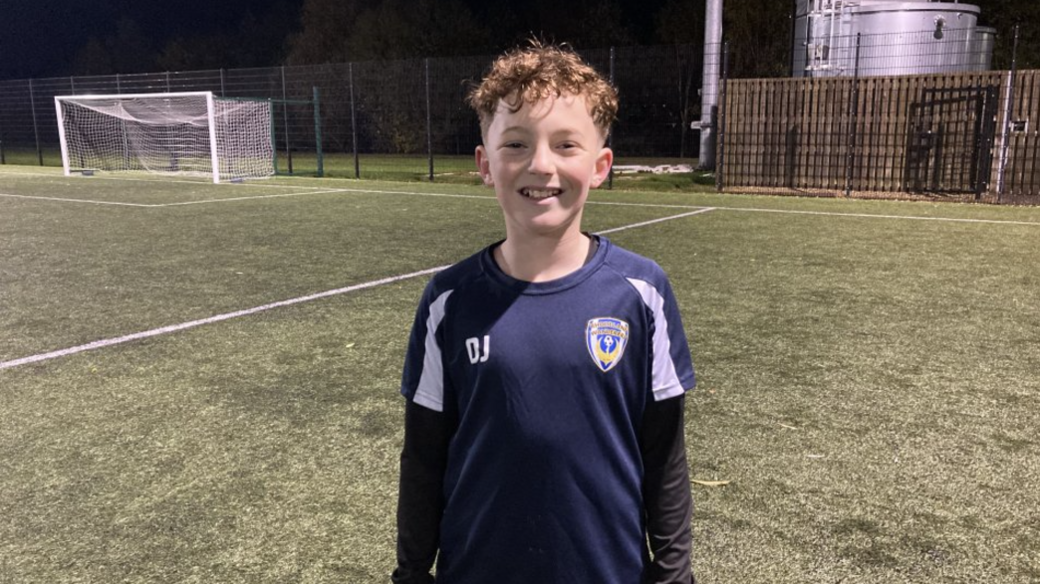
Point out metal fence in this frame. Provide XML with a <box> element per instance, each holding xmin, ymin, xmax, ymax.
<box><xmin>0</xmin><ymin>44</ymin><xmax>707</xmax><ymax>180</ymax></box>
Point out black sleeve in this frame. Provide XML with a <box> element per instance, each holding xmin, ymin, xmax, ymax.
<box><xmin>641</xmin><ymin>393</ymin><xmax>695</xmax><ymax>584</ymax></box>
<box><xmin>391</xmin><ymin>400</ymin><xmax>454</xmax><ymax>584</ymax></box>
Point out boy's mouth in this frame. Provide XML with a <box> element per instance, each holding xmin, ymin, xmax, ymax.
<box><xmin>520</xmin><ymin>187</ymin><xmax>563</xmax><ymax>200</ymax></box>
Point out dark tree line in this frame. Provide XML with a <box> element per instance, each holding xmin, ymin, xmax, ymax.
<box><xmin>53</xmin><ymin>0</ymin><xmax>1040</xmax><ymax>79</ymax></box>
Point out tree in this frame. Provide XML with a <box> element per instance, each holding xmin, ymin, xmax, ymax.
<box><xmin>720</xmin><ymin>0</ymin><xmax>792</xmax><ymax>78</ymax></box>
<box><xmin>71</xmin><ymin>38</ymin><xmax>114</xmax><ymax>76</ymax></box>
<box><xmin>69</xmin><ymin>17</ymin><xmax>155</xmax><ymax>75</ymax></box>
<box><xmin>107</xmin><ymin>17</ymin><xmax>157</xmax><ymax>74</ymax></box>
<box><xmin>348</xmin><ymin>0</ymin><xmax>489</xmax><ymax>60</ymax></box>
<box><xmin>156</xmin><ymin>3</ymin><xmax>296</xmax><ymax>72</ymax></box>
<box><xmin>978</xmin><ymin>1</ymin><xmax>1040</xmax><ymax>69</ymax></box>
<box><xmin>285</xmin><ymin>0</ymin><xmax>367</xmax><ymax>65</ymax></box>
<box><xmin>655</xmin><ymin>0</ymin><xmax>705</xmax><ymax>46</ymax></box>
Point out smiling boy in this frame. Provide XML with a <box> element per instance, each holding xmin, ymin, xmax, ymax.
<box><xmin>393</xmin><ymin>42</ymin><xmax>696</xmax><ymax>584</ymax></box>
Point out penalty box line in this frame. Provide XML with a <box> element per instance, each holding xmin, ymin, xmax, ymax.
<box><xmin>0</xmin><ymin>208</ymin><xmax>715</xmax><ymax>372</ymax></box>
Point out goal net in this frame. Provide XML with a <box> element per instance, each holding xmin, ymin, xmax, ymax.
<box><xmin>55</xmin><ymin>92</ymin><xmax>274</xmax><ymax>183</ymax></box>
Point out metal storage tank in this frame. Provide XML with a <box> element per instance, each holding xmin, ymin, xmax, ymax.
<box><xmin>792</xmin><ymin>0</ymin><xmax>995</xmax><ymax>77</ymax></box>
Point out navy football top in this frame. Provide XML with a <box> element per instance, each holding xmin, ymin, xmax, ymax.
<box><xmin>401</xmin><ymin>236</ymin><xmax>695</xmax><ymax>584</ymax></box>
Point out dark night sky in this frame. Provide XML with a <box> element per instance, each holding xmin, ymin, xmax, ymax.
<box><xmin>1</xmin><ymin>0</ymin><xmax>684</xmax><ymax>81</ymax></box>
<box><xmin>0</xmin><ymin>0</ymin><xmax>1014</xmax><ymax>82</ymax></box>
<box><xmin>0</xmin><ymin>0</ymin><xmax>304</xmax><ymax>80</ymax></box>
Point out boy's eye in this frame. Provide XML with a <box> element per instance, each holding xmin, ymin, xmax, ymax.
<box><xmin>503</xmin><ymin>141</ymin><xmax>524</xmax><ymax>149</ymax></box>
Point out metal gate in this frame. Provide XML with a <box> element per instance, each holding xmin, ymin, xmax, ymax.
<box><xmin>905</xmin><ymin>85</ymin><xmax>999</xmax><ymax>199</ymax></box>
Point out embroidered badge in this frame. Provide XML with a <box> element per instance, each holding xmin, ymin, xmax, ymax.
<box><xmin>586</xmin><ymin>318</ymin><xmax>630</xmax><ymax>373</ymax></box>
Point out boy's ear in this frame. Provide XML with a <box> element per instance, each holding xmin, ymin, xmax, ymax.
<box><xmin>475</xmin><ymin>145</ymin><xmax>494</xmax><ymax>186</ymax></box>
<box><xmin>590</xmin><ymin>147</ymin><xmax>614</xmax><ymax>188</ymax></box>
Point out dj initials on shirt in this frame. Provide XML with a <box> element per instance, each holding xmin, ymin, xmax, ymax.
<box><xmin>465</xmin><ymin>336</ymin><xmax>490</xmax><ymax>364</ymax></box>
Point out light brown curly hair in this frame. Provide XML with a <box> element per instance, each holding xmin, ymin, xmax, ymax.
<box><xmin>467</xmin><ymin>41</ymin><xmax>618</xmax><ymax>141</ymax></box>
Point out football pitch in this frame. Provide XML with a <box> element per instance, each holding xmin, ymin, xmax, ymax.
<box><xmin>2</xmin><ymin>166</ymin><xmax>1039</xmax><ymax>583</ymax></box>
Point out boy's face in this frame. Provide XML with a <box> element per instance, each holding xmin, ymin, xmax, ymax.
<box><xmin>475</xmin><ymin>93</ymin><xmax>613</xmax><ymax>240</ymax></box>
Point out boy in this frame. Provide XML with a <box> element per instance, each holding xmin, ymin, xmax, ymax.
<box><xmin>393</xmin><ymin>42</ymin><xmax>696</xmax><ymax>584</ymax></box>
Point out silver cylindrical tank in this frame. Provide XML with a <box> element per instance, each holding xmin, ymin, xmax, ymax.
<box><xmin>792</xmin><ymin>0</ymin><xmax>993</xmax><ymax>77</ymax></box>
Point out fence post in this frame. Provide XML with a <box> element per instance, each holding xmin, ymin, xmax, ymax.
<box><xmin>715</xmin><ymin>42</ymin><xmax>729</xmax><ymax>192</ymax></box>
<box><xmin>313</xmin><ymin>86</ymin><xmax>324</xmax><ymax>178</ymax></box>
<box><xmin>426</xmin><ymin>58</ymin><xmax>433</xmax><ymax>181</ymax></box>
<box><xmin>844</xmin><ymin>33</ymin><xmax>862</xmax><ymax>198</ymax></box>
<box><xmin>28</xmin><ymin>79</ymin><xmax>43</xmax><ymax>166</ymax></box>
<box><xmin>281</xmin><ymin>66</ymin><xmax>294</xmax><ymax>174</ymax></box>
<box><xmin>349</xmin><ymin>63</ymin><xmax>360</xmax><ymax>179</ymax></box>
<box><xmin>220</xmin><ymin>69</ymin><xmax>227</xmax><ymax>97</ymax></box>
<box><xmin>608</xmin><ymin>46</ymin><xmax>615</xmax><ymax>190</ymax></box>
<box><xmin>995</xmin><ymin>24</ymin><xmax>1020</xmax><ymax>203</ymax></box>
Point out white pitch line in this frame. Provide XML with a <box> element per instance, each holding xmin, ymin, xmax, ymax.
<box><xmin>0</xmin><ymin>208</ymin><xmax>713</xmax><ymax>372</ymax></box>
<box><xmin>0</xmin><ymin>266</ymin><xmax>449</xmax><ymax>371</ymax></box>
<box><xmin>596</xmin><ymin>207</ymin><xmax>716</xmax><ymax>234</ymax></box>
<box><xmin>719</xmin><ymin>206</ymin><xmax>1040</xmax><ymax>227</ymax></box>
<box><xmin>156</xmin><ymin>188</ymin><xmax>362</xmax><ymax>206</ymax></box>
<box><xmin>0</xmin><ymin>169</ymin><xmax>330</xmax><ymax>190</ymax></box>
<box><xmin>0</xmin><ymin>192</ymin><xmax>156</xmax><ymax>207</ymax></box>
<box><xmin>5</xmin><ymin>172</ymin><xmax>1038</xmax><ymax>226</ymax></box>
<box><xmin>154</xmin><ymin>187</ymin><xmax>495</xmax><ymax>206</ymax></box>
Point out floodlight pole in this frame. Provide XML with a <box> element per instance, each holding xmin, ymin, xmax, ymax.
<box><xmin>696</xmin><ymin>0</ymin><xmax>724</xmax><ymax>170</ymax></box>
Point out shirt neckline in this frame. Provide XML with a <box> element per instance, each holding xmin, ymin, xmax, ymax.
<box><xmin>482</xmin><ymin>235</ymin><xmax>610</xmax><ymax>295</ymax></box>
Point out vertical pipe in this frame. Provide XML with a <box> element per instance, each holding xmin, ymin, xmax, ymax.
<box><xmin>995</xmin><ymin>24</ymin><xmax>1019</xmax><ymax>203</ymax></box>
<box><xmin>350</xmin><ymin>63</ymin><xmax>360</xmax><ymax>179</ymax></box>
<box><xmin>845</xmin><ymin>33</ymin><xmax>862</xmax><ymax>197</ymax></box>
<box><xmin>608</xmin><ymin>46</ymin><xmax>616</xmax><ymax>190</ymax></box>
<box><xmin>698</xmin><ymin>0</ymin><xmax>723</xmax><ymax>170</ymax></box>
<box><xmin>0</xmin><ymin>85</ymin><xmax>7</xmax><ymax>163</ymax></box>
<box><xmin>166</xmin><ymin>71</ymin><xmax>172</xmax><ymax>93</ymax></box>
<box><xmin>426</xmin><ymin>58</ymin><xmax>433</xmax><ymax>181</ymax></box>
<box><xmin>281</xmin><ymin>66</ymin><xmax>293</xmax><ymax>174</ymax></box>
<box><xmin>790</xmin><ymin>0</ymin><xmax>798</xmax><ymax>77</ymax></box>
<box><xmin>220</xmin><ymin>69</ymin><xmax>227</xmax><ymax>97</ymax></box>
<box><xmin>29</xmin><ymin>80</ymin><xmax>43</xmax><ymax>166</ymax></box>
<box><xmin>313</xmin><ymin>86</ymin><xmax>324</xmax><ymax>178</ymax></box>
<box><xmin>715</xmin><ymin>42</ymin><xmax>730</xmax><ymax>191</ymax></box>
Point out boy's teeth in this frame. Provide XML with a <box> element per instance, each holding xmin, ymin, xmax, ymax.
<box><xmin>523</xmin><ymin>188</ymin><xmax>559</xmax><ymax>199</ymax></box>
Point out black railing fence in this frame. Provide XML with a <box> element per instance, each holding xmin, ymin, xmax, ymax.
<box><xmin>2</xmin><ymin>31</ymin><xmax>1035</xmax><ymax>204</ymax></box>
<box><xmin>0</xmin><ymin>44</ymin><xmax>706</xmax><ymax>179</ymax></box>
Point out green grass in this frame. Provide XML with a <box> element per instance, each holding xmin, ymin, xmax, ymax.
<box><xmin>4</xmin><ymin>149</ymin><xmax>710</xmax><ymax>191</ymax></box>
<box><xmin>2</xmin><ymin>165</ymin><xmax>1039</xmax><ymax>583</ymax></box>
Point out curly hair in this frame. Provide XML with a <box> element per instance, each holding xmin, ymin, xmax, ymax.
<box><xmin>467</xmin><ymin>41</ymin><xmax>618</xmax><ymax>140</ymax></box>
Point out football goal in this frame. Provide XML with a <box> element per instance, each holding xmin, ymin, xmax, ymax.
<box><xmin>55</xmin><ymin>91</ymin><xmax>276</xmax><ymax>183</ymax></box>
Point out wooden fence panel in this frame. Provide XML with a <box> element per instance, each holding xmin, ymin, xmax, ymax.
<box><xmin>1003</xmin><ymin>71</ymin><xmax>1040</xmax><ymax>201</ymax></box>
<box><xmin>720</xmin><ymin>70</ymin><xmax>1039</xmax><ymax>203</ymax></box>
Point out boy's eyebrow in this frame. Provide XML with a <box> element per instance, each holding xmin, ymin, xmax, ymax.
<box><xmin>499</xmin><ymin>125</ymin><xmax>588</xmax><ymax>138</ymax></box>
<box><xmin>499</xmin><ymin>125</ymin><xmax>532</xmax><ymax>134</ymax></box>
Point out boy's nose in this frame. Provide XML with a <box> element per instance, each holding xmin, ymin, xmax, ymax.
<box><xmin>527</xmin><ymin>144</ymin><xmax>555</xmax><ymax>175</ymax></box>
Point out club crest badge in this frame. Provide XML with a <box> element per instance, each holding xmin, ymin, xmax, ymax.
<box><xmin>586</xmin><ymin>318</ymin><xmax>630</xmax><ymax>373</ymax></box>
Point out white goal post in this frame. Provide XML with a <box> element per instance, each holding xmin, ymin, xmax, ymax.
<box><xmin>54</xmin><ymin>91</ymin><xmax>275</xmax><ymax>183</ymax></box>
